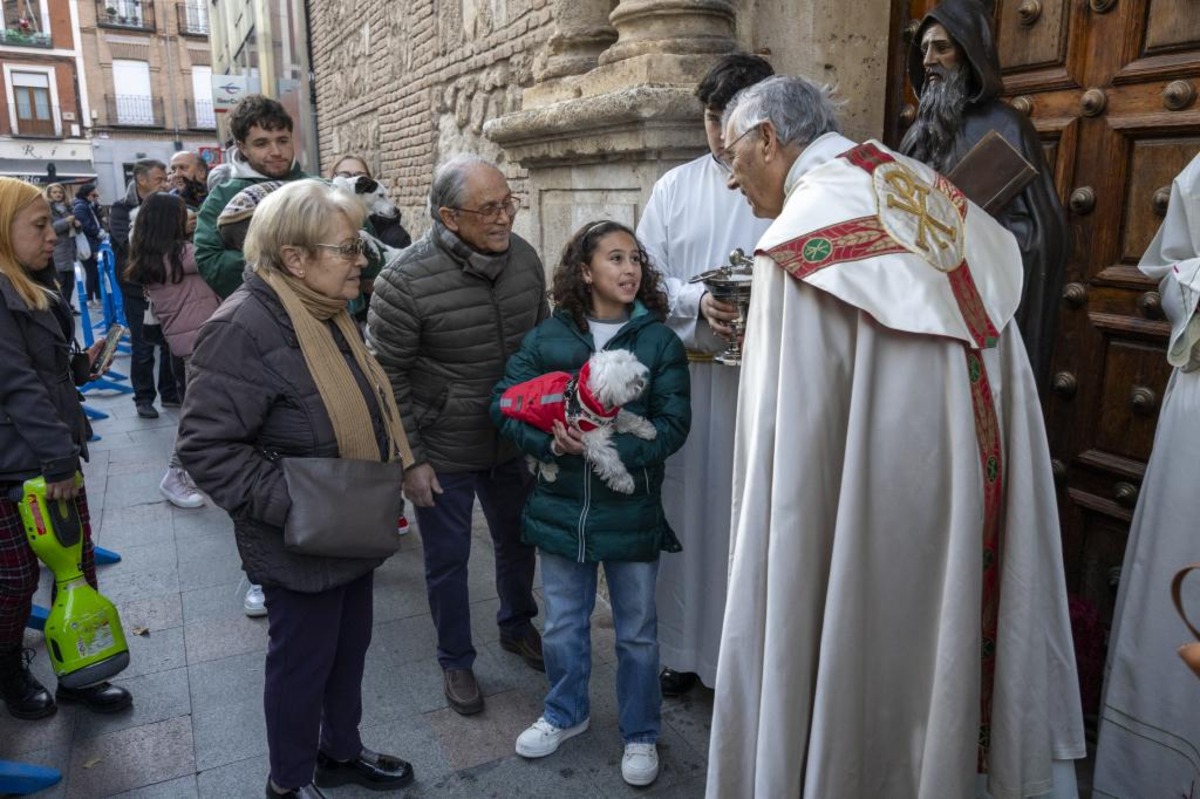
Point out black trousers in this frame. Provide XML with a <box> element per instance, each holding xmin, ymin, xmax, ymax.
<box><xmin>81</xmin><ymin>256</ymin><xmax>100</xmax><ymax>301</ymax></box>
<box><xmin>262</xmin><ymin>571</ymin><xmax>374</xmax><ymax>789</ymax></box>
<box><xmin>121</xmin><ymin>288</ymin><xmax>177</xmax><ymax>406</ymax></box>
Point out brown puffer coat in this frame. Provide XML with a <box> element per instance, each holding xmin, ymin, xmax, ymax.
<box><xmin>366</xmin><ymin>227</ymin><xmax>548</xmax><ymax>474</ymax></box>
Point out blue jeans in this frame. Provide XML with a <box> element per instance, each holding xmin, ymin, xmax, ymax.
<box><xmin>414</xmin><ymin>458</ymin><xmax>537</xmax><ymax>670</ymax></box>
<box><xmin>122</xmin><ymin>287</ymin><xmax>177</xmax><ymax>407</ymax></box>
<box><xmin>540</xmin><ymin>551</ymin><xmax>661</xmax><ymax>744</ymax></box>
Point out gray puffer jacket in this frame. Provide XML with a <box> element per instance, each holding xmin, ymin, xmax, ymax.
<box><xmin>367</xmin><ymin>227</ymin><xmax>548</xmax><ymax>473</ymax></box>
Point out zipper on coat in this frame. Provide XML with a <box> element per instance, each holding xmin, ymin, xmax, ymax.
<box><xmin>577</xmin><ymin>464</ymin><xmax>591</xmax><ymax>563</ymax></box>
<box><xmin>490</xmin><ymin>285</ymin><xmax>507</xmax><ymax>465</ymax></box>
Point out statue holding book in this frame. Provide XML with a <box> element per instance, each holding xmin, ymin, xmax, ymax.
<box><xmin>901</xmin><ymin>0</ymin><xmax>1068</xmax><ymax>391</ymax></box>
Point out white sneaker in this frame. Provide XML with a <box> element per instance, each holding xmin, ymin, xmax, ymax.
<box><xmin>515</xmin><ymin>716</ymin><xmax>589</xmax><ymax>758</ymax></box>
<box><xmin>159</xmin><ymin>467</ymin><xmax>205</xmax><ymax>508</ymax></box>
<box><xmin>621</xmin><ymin>742</ymin><xmax>659</xmax><ymax>786</ymax></box>
<box><xmin>244</xmin><ymin>584</ymin><xmax>267</xmax><ymax>617</ymax></box>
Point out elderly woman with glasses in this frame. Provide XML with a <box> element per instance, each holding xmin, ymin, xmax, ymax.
<box><xmin>177</xmin><ymin>180</ymin><xmax>416</xmax><ymax>799</ymax></box>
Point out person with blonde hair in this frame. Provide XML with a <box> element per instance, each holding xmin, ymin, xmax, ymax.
<box><xmin>178</xmin><ymin>179</ymin><xmax>416</xmax><ymax>798</ymax></box>
<box><xmin>44</xmin><ymin>182</ymin><xmax>80</xmax><ymax>313</ymax></box>
<box><xmin>0</xmin><ymin>177</ymin><xmax>133</xmax><ymax>720</ymax></box>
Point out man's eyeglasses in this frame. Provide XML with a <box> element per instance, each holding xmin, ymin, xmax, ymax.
<box><xmin>718</xmin><ymin>125</ymin><xmax>761</xmax><ymax>170</ymax></box>
<box><xmin>314</xmin><ymin>239</ymin><xmax>368</xmax><ymax>259</ymax></box>
<box><xmin>451</xmin><ymin>195</ymin><xmax>521</xmax><ymax>223</ymax></box>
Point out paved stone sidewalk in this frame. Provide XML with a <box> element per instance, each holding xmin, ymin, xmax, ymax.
<box><xmin>0</xmin><ymin>361</ymin><xmax>713</xmax><ymax>798</ymax></box>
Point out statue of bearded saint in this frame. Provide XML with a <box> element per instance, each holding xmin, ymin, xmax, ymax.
<box><xmin>900</xmin><ymin>59</ymin><xmax>972</xmax><ymax>173</ymax></box>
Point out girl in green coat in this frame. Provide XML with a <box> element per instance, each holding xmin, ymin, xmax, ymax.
<box><xmin>491</xmin><ymin>220</ymin><xmax>690</xmax><ymax>787</ymax></box>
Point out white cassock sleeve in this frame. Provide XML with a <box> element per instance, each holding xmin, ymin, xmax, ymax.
<box><xmin>638</xmin><ymin>174</ymin><xmax>720</xmax><ymax>351</ymax></box>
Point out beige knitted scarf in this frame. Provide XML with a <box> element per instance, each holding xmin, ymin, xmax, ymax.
<box><xmin>258</xmin><ymin>267</ymin><xmax>412</xmax><ymax>466</ymax></box>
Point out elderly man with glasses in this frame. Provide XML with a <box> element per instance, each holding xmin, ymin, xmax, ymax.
<box><xmin>367</xmin><ymin>154</ymin><xmax>548</xmax><ymax>717</ymax></box>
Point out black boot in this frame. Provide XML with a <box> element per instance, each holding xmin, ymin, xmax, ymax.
<box><xmin>0</xmin><ymin>646</ymin><xmax>57</xmax><ymax>720</ymax></box>
<box><xmin>56</xmin><ymin>681</ymin><xmax>132</xmax><ymax>713</ymax></box>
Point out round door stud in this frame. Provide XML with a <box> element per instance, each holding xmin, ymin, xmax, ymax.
<box><xmin>1163</xmin><ymin>80</ymin><xmax>1197</xmax><ymax>112</ymax></box>
<box><xmin>1069</xmin><ymin>187</ymin><xmax>1096</xmax><ymax>215</ymax></box>
<box><xmin>1052</xmin><ymin>371</ymin><xmax>1078</xmax><ymax>398</ymax></box>
<box><xmin>1050</xmin><ymin>458</ymin><xmax>1067</xmax><ymax>483</ymax></box>
<box><xmin>1153</xmin><ymin>186</ymin><xmax>1172</xmax><ymax>215</ymax></box>
<box><xmin>1114</xmin><ymin>481</ymin><xmax>1139</xmax><ymax>509</ymax></box>
<box><xmin>1062</xmin><ymin>282</ymin><xmax>1087</xmax><ymax>308</ymax></box>
<box><xmin>1138</xmin><ymin>291</ymin><xmax>1163</xmax><ymax>319</ymax></box>
<box><xmin>1010</xmin><ymin>95</ymin><xmax>1034</xmax><ymax>116</ymax></box>
<box><xmin>1088</xmin><ymin>0</ymin><xmax>1117</xmax><ymax>12</ymax></box>
<box><xmin>1130</xmin><ymin>386</ymin><xmax>1159</xmax><ymax>415</ymax></box>
<box><xmin>900</xmin><ymin>104</ymin><xmax>916</xmax><ymax>127</ymax></box>
<box><xmin>1081</xmin><ymin>88</ymin><xmax>1107</xmax><ymax>117</ymax></box>
<box><xmin>1018</xmin><ymin>0</ymin><xmax>1042</xmax><ymax>25</ymax></box>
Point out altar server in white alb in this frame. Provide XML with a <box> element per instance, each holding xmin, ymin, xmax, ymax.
<box><xmin>636</xmin><ymin>53</ymin><xmax>774</xmax><ymax>698</ymax></box>
<box><xmin>706</xmin><ymin>75</ymin><xmax>1085</xmax><ymax>799</ymax></box>
<box><xmin>1092</xmin><ymin>152</ymin><xmax>1200</xmax><ymax>798</ymax></box>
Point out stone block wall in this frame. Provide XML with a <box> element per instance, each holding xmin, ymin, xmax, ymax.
<box><xmin>309</xmin><ymin>0</ymin><xmax>557</xmax><ymax>242</ymax></box>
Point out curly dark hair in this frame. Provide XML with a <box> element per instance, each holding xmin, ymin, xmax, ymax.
<box><xmin>551</xmin><ymin>220</ymin><xmax>669</xmax><ymax>333</ymax></box>
<box><xmin>695</xmin><ymin>53</ymin><xmax>775</xmax><ymax>111</ymax></box>
<box><xmin>229</xmin><ymin>94</ymin><xmax>293</xmax><ymax>144</ymax></box>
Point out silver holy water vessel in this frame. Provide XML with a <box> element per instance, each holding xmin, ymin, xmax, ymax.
<box><xmin>689</xmin><ymin>248</ymin><xmax>755</xmax><ymax>366</ymax></box>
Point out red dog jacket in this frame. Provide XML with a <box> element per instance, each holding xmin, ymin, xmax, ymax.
<box><xmin>499</xmin><ymin>359</ymin><xmax>618</xmax><ymax>433</ymax></box>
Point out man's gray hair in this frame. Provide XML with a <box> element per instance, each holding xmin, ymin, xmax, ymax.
<box><xmin>723</xmin><ymin>75</ymin><xmax>842</xmax><ymax>149</ymax></box>
<box><xmin>429</xmin><ymin>154</ymin><xmax>498</xmax><ymax>221</ymax></box>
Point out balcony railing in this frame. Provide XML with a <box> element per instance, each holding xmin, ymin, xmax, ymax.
<box><xmin>0</xmin><ymin>28</ymin><xmax>52</xmax><ymax>48</ymax></box>
<box><xmin>177</xmin><ymin>0</ymin><xmax>209</xmax><ymax>36</ymax></box>
<box><xmin>187</xmin><ymin>99</ymin><xmax>216</xmax><ymax>130</ymax></box>
<box><xmin>96</xmin><ymin>0</ymin><xmax>156</xmax><ymax>32</ymax></box>
<box><xmin>104</xmin><ymin>94</ymin><xmax>164</xmax><ymax>127</ymax></box>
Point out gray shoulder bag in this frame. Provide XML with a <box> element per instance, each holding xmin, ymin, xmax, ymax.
<box><xmin>281</xmin><ymin>457</ymin><xmax>406</xmax><ymax>558</ymax></box>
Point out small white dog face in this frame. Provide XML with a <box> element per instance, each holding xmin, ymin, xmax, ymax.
<box><xmin>585</xmin><ymin>349</ymin><xmax>649</xmax><ymax>408</ymax></box>
<box><xmin>330</xmin><ymin>174</ymin><xmax>399</xmax><ymax>219</ymax></box>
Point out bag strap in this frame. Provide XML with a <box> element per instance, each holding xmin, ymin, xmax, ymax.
<box><xmin>1171</xmin><ymin>564</ymin><xmax>1200</xmax><ymax>641</ymax></box>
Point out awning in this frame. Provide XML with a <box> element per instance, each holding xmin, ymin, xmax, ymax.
<box><xmin>0</xmin><ymin>157</ymin><xmax>96</xmax><ymax>185</ymax></box>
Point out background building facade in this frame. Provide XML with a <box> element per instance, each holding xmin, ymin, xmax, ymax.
<box><xmin>0</xmin><ymin>0</ymin><xmax>95</xmax><ymax>186</ymax></box>
<box><xmin>78</xmin><ymin>0</ymin><xmax>219</xmax><ymax>200</ymax></box>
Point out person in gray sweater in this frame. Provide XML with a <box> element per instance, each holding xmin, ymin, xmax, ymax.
<box><xmin>367</xmin><ymin>155</ymin><xmax>547</xmax><ymax>716</ymax></box>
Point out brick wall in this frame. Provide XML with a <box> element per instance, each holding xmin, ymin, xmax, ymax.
<box><xmin>309</xmin><ymin>0</ymin><xmax>555</xmax><ymax>238</ymax></box>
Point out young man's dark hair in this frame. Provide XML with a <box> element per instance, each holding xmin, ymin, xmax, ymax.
<box><xmin>695</xmin><ymin>53</ymin><xmax>775</xmax><ymax>110</ymax></box>
<box><xmin>228</xmin><ymin>94</ymin><xmax>293</xmax><ymax>143</ymax></box>
<box><xmin>131</xmin><ymin>158</ymin><xmax>167</xmax><ymax>179</ymax></box>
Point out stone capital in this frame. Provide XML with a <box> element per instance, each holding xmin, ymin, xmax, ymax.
<box><xmin>484</xmin><ymin>86</ymin><xmax>705</xmax><ymax>167</ymax></box>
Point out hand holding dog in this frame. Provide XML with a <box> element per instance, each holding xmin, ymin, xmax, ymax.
<box><xmin>551</xmin><ymin>420</ymin><xmax>585</xmax><ymax>456</ymax></box>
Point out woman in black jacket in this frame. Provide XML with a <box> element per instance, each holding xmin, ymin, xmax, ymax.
<box><xmin>72</xmin><ymin>184</ymin><xmax>104</xmax><ymax>306</ymax></box>
<box><xmin>0</xmin><ymin>177</ymin><xmax>132</xmax><ymax>720</ymax></box>
<box><xmin>177</xmin><ymin>180</ymin><xmax>416</xmax><ymax>799</ymax></box>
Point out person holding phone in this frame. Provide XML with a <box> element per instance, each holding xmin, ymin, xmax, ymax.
<box><xmin>0</xmin><ymin>176</ymin><xmax>133</xmax><ymax>720</ymax></box>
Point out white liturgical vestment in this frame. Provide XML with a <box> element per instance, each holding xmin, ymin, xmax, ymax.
<box><xmin>1093</xmin><ymin>153</ymin><xmax>1200</xmax><ymax>798</ymax></box>
<box><xmin>706</xmin><ymin>134</ymin><xmax>1085</xmax><ymax>799</ymax></box>
<box><xmin>637</xmin><ymin>154</ymin><xmax>772</xmax><ymax>686</ymax></box>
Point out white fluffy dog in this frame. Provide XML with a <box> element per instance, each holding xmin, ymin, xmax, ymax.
<box><xmin>499</xmin><ymin>349</ymin><xmax>657</xmax><ymax>494</ymax></box>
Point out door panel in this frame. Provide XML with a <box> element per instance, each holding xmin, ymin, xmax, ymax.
<box><xmin>890</xmin><ymin>0</ymin><xmax>1200</xmax><ymax>714</ymax></box>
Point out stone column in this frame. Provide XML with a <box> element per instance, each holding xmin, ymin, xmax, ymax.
<box><xmin>534</xmin><ymin>0</ymin><xmax>619</xmax><ymax>82</ymax></box>
<box><xmin>600</xmin><ymin>0</ymin><xmax>736</xmax><ymax>65</ymax></box>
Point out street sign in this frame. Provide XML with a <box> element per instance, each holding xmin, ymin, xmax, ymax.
<box><xmin>211</xmin><ymin>74</ymin><xmax>249</xmax><ymax>114</ymax></box>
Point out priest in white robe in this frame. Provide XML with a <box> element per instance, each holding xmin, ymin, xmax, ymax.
<box><xmin>1092</xmin><ymin>152</ymin><xmax>1200</xmax><ymax>798</ymax></box>
<box><xmin>706</xmin><ymin>75</ymin><xmax>1085</xmax><ymax>799</ymax></box>
<box><xmin>637</xmin><ymin>53</ymin><xmax>774</xmax><ymax>694</ymax></box>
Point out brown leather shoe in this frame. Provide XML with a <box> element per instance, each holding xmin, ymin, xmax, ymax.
<box><xmin>500</xmin><ymin>626</ymin><xmax>545</xmax><ymax>672</ymax></box>
<box><xmin>443</xmin><ymin>668</ymin><xmax>483</xmax><ymax>715</ymax></box>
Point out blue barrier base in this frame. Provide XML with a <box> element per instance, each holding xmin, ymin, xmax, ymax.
<box><xmin>0</xmin><ymin>761</ymin><xmax>62</xmax><ymax>795</ymax></box>
<box><xmin>94</xmin><ymin>547</ymin><xmax>122</xmax><ymax>565</ymax></box>
<box><xmin>26</xmin><ymin>605</ymin><xmax>47</xmax><ymax>631</ymax></box>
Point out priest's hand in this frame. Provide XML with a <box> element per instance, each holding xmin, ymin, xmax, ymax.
<box><xmin>701</xmin><ymin>292</ymin><xmax>739</xmax><ymax>338</ymax></box>
<box><xmin>403</xmin><ymin>462</ymin><xmax>444</xmax><ymax>507</ymax></box>
<box><xmin>551</xmin><ymin>420</ymin><xmax>585</xmax><ymax>456</ymax></box>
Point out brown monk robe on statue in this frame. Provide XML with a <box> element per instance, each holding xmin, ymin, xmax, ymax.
<box><xmin>900</xmin><ymin>0</ymin><xmax>1067</xmax><ymax>392</ymax></box>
